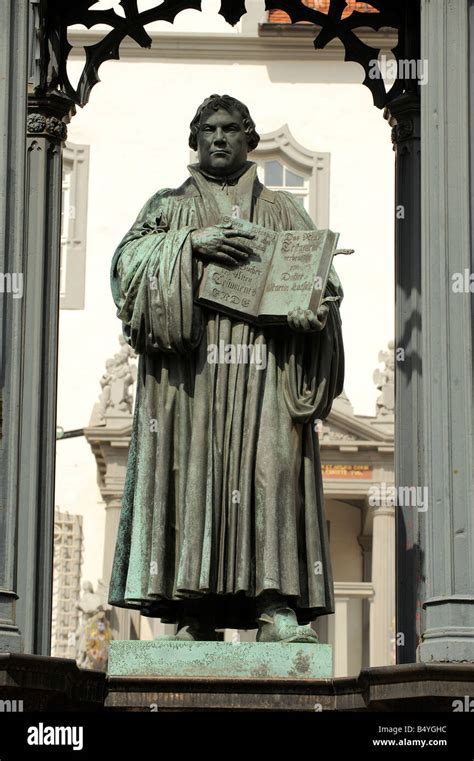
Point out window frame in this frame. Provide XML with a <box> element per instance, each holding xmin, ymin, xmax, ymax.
<box><xmin>252</xmin><ymin>124</ymin><xmax>330</xmax><ymax>228</ymax></box>
<box><xmin>60</xmin><ymin>142</ymin><xmax>90</xmax><ymax>310</ymax></box>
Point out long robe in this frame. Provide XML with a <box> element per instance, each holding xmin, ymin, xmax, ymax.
<box><xmin>108</xmin><ymin>161</ymin><xmax>344</xmax><ymax>629</ymax></box>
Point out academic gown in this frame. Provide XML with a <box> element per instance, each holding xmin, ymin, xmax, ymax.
<box><xmin>108</xmin><ymin>161</ymin><xmax>344</xmax><ymax>629</ymax></box>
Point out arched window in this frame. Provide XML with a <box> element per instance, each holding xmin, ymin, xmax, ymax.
<box><xmin>258</xmin><ymin>159</ymin><xmax>310</xmax><ymax>211</ymax></box>
<box><xmin>252</xmin><ymin>125</ymin><xmax>330</xmax><ymax>228</ymax></box>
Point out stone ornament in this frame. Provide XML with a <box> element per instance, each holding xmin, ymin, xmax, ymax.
<box><xmin>27</xmin><ymin>113</ymin><xmax>68</xmax><ymax>141</ymax></box>
<box><xmin>98</xmin><ymin>335</ymin><xmax>137</xmax><ymax>420</ymax></box>
<box><xmin>75</xmin><ymin>581</ymin><xmax>111</xmax><ymax>671</ymax></box>
<box><xmin>373</xmin><ymin>340</ymin><xmax>395</xmax><ymax>417</ymax></box>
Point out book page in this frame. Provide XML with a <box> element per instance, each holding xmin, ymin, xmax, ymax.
<box><xmin>197</xmin><ymin>218</ymin><xmax>278</xmax><ymax>319</ymax></box>
<box><xmin>308</xmin><ymin>230</ymin><xmax>340</xmax><ymax>314</ymax></box>
<box><xmin>258</xmin><ymin>229</ymin><xmax>334</xmax><ymax>318</ymax></box>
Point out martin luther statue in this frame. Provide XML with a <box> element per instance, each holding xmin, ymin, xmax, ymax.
<box><xmin>108</xmin><ymin>94</ymin><xmax>344</xmax><ymax>643</ymax></box>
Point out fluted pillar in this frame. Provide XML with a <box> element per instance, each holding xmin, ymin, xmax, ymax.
<box><xmin>12</xmin><ymin>91</ymin><xmax>75</xmax><ymax>655</ymax></box>
<box><xmin>384</xmin><ymin>91</ymin><xmax>422</xmax><ymax>664</ymax></box>
<box><xmin>369</xmin><ymin>503</ymin><xmax>396</xmax><ymax>666</ymax></box>
<box><xmin>418</xmin><ymin>0</ymin><xmax>474</xmax><ymax>662</ymax></box>
<box><xmin>333</xmin><ymin>596</ymin><xmax>350</xmax><ymax>677</ymax></box>
<box><xmin>0</xmin><ymin>0</ymin><xmax>29</xmax><ymax>654</ymax></box>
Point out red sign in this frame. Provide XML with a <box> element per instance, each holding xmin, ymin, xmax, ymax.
<box><xmin>322</xmin><ymin>464</ymin><xmax>372</xmax><ymax>480</ymax></box>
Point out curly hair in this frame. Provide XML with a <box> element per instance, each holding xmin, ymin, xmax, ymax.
<box><xmin>189</xmin><ymin>94</ymin><xmax>260</xmax><ymax>152</ymax></box>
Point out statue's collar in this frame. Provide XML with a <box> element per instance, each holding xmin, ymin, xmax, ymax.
<box><xmin>186</xmin><ymin>161</ymin><xmax>275</xmax><ymax>203</ymax></box>
<box><xmin>188</xmin><ymin>160</ymin><xmax>256</xmax><ymax>186</ymax></box>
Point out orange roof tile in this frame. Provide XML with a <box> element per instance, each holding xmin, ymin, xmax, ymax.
<box><xmin>269</xmin><ymin>2</ymin><xmax>379</xmax><ymax>23</ymax></box>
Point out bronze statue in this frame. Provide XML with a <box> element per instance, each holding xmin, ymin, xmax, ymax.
<box><xmin>108</xmin><ymin>94</ymin><xmax>344</xmax><ymax>642</ymax></box>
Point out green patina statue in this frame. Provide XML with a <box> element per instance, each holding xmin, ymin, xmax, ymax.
<box><xmin>108</xmin><ymin>94</ymin><xmax>344</xmax><ymax>643</ymax></box>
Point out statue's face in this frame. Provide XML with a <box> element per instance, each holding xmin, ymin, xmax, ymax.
<box><xmin>196</xmin><ymin>108</ymin><xmax>248</xmax><ymax>177</ymax></box>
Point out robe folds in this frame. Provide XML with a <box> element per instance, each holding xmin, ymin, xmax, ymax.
<box><xmin>108</xmin><ymin>161</ymin><xmax>345</xmax><ymax>629</ymax></box>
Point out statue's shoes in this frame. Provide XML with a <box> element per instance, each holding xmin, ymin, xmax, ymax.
<box><xmin>256</xmin><ymin>606</ymin><xmax>319</xmax><ymax>644</ymax></box>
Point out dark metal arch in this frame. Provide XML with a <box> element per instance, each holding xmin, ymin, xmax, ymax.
<box><xmin>33</xmin><ymin>0</ymin><xmax>418</xmax><ymax>110</ymax></box>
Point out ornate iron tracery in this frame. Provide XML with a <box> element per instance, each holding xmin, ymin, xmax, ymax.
<box><xmin>265</xmin><ymin>0</ymin><xmax>419</xmax><ymax>108</ymax></box>
<box><xmin>32</xmin><ymin>0</ymin><xmax>417</xmax><ymax>110</ymax></box>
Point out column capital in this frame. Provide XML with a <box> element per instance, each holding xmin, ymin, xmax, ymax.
<box><xmin>384</xmin><ymin>92</ymin><xmax>421</xmax><ymax>149</ymax></box>
<box><xmin>369</xmin><ymin>503</ymin><xmax>396</xmax><ymax>519</ymax></box>
<box><xmin>27</xmin><ymin>93</ymin><xmax>76</xmax><ymax>142</ymax></box>
<box><xmin>365</xmin><ymin>490</ymin><xmax>397</xmax><ymax>517</ymax></box>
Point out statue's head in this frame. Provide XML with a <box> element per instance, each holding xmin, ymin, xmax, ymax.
<box><xmin>189</xmin><ymin>94</ymin><xmax>260</xmax><ymax>177</ymax></box>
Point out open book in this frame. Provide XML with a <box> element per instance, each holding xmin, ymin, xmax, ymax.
<box><xmin>196</xmin><ymin>216</ymin><xmax>353</xmax><ymax>325</ymax></box>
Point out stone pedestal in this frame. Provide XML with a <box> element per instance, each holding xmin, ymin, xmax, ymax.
<box><xmin>105</xmin><ymin>663</ymin><xmax>474</xmax><ymax>712</ymax></box>
<box><xmin>108</xmin><ymin>640</ymin><xmax>332</xmax><ymax>680</ymax></box>
<box><xmin>1</xmin><ymin>656</ymin><xmax>473</xmax><ymax>712</ymax></box>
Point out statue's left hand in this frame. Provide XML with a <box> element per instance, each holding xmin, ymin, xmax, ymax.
<box><xmin>287</xmin><ymin>305</ymin><xmax>329</xmax><ymax>332</ymax></box>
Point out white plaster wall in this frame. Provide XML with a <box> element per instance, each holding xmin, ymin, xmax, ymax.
<box><xmin>56</xmin><ymin>15</ymin><xmax>394</xmax><ymax>590</ymax></box>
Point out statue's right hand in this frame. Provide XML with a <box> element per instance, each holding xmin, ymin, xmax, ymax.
<box><xmin>191</xmin><ymin>225</ymin><xmax>255</xmax><ymax>267</ymax></box>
